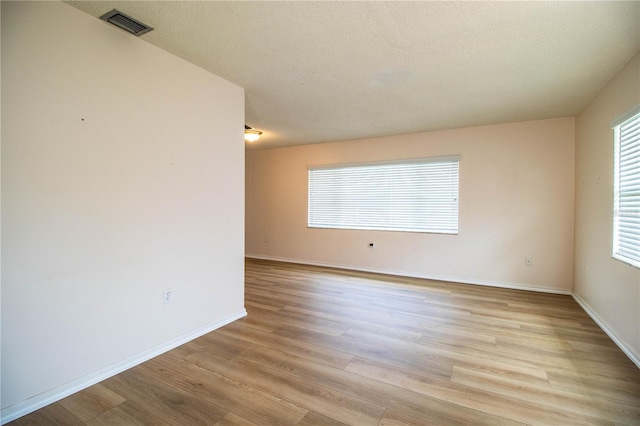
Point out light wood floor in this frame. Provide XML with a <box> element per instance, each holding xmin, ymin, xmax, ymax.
<box><xmin>11</xmin><ymin>259</ymin><xmax>640</xmax><ymax>425</ymax></box>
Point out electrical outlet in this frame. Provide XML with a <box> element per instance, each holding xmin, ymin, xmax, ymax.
<box><xmin>525</xmin><ymin>257</ymin><xmax>533</xmax><ymax>267</ymax></box>
<box><xmin>163</xmin><ymin>288</ymin><xmax>173</xmax><ymax>305</ymax></box>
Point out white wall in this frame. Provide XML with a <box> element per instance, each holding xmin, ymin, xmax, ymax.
<box><xmin>573</xmin><ymin>53</ymin><xmax>640</xmax><ymax>366</ymax></box>
<box><xmin>246</xmin><ymin>118</ymin><xmax>575</xmax><ymax>293</ymax></box>
<box><xmin>1</xmin><ymin>2</ymin><xmax>245</xmax><ymax>421</ymax></box>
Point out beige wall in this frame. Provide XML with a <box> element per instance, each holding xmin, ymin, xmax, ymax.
<box><xmin>574</xmin><ymin>53</ymin><xmax>640</xmax><ymax>365</ymax></box>
<box><xmin>1</xmin><ymin>2</ymin><xmax>245</xmax><ymax>420</ymax></box>
<box><xmin>247</xmin><ymin>118</ymin><xmax>575</xmax><ymax>293</ymax></box>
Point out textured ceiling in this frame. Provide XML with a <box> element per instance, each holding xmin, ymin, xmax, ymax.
<box><xmin>65</xmin><ymin>1</ymin><xmax>640</xmax><ymax>150</ymax></box>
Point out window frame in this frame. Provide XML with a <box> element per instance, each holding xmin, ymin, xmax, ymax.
<box><xmin>307</xmin><ymin>156</ymin><xmax>460</xmax><ymax>235</ymax></box>
<box><xmin>611</xmin><ymin>105</ymin><xmax>640</xmax><ymax>269</ymax></box>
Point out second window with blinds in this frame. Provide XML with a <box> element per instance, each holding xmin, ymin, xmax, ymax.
<box><xmin>612</xmin><ymin>106</ymin><xmax>640</xmax><ymax>269</ymax></box>
<box><xmin>308</xmin><ymin>156</ymin><xmax>460</xmax><ymax>234</ymax></box>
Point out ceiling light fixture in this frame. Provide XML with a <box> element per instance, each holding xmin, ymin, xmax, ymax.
<box><xmin>244</xmin><ymin>125</ymin><xmax>262</xmax><ymax>142</ymax></box>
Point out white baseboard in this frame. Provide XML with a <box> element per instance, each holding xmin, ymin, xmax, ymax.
<box><xmin>1</xmin><ymin>309</ymin><xmax>247</xmax><ymax>425</ymax></box>
<box><xmin>571</xmin><ymin>293</ymin><xmax>640</xmax><ymax>369</ymax></box>
<box><xmin>246</xmin><ymin>254</ymin><xmax>571</xmax><ymax>295</ymax></box>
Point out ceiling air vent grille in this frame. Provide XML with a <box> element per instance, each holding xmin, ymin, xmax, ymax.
<box><xmin>99</xmin><ymin>9</ymin><xmax>153</xmax><ymax>36</ymax></box>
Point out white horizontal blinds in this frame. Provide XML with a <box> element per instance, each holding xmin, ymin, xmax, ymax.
<box><xmin>308</xmin><ymin>157</ymin><xmax>459</xmax><ymax>234</ymax></box>
<box><xmin>613</xmin><ymin>109</ymin><xmax>640</xmax><ymax>268</ymax></box>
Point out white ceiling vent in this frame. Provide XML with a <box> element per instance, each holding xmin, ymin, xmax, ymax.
<box><xmin>99</xmin><ymin>9</ymin><xmax>153</xmax><ymax>36</ymax></box>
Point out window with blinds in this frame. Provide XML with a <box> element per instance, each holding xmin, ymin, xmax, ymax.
<box><xmin>308</xmin><ymin>156</ymin><xmax>459</xmax><ymax>234</ymax></box>
<box><xmin>612</xmin><ymin>106</ymin><xmax>640</xmax><ymax>269</ymax></box>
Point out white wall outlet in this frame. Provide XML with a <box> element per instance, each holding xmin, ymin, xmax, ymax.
<box><xmin>525</xmin><ymin>257</ymin><xmax>533</xmax><ymax>267</ymax></box>
<box><xmin>163</xmin><ymin>288</ymin><xmax>173</xmax><ymax>305</ymax></box>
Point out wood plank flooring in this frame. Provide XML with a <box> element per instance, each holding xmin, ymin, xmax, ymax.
<box><xmin>10</xmin><ymin>259</ymin><xmax>640</xmax><ymax>425</ymax></box>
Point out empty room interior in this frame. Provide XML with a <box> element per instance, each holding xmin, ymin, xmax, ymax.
<box><xmin>2</xmin><ymin>1</ymin><xmax>640</xmax><ymax>425</ymax></box>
